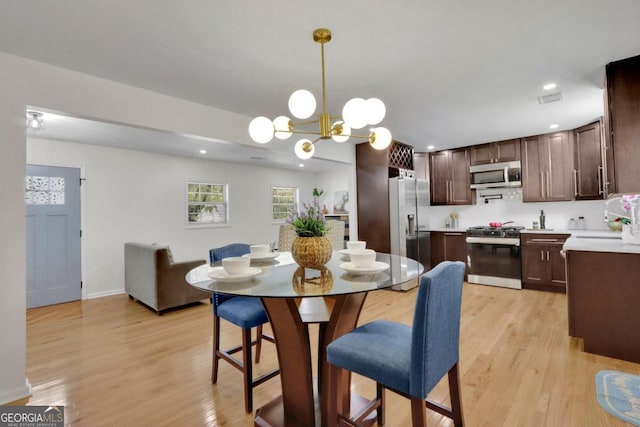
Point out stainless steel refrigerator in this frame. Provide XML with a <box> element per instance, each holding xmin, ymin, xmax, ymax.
<box><xmin>388</xmin><ymin>177</ymin><xmax>431</xmax><ymax>290</ymax></box>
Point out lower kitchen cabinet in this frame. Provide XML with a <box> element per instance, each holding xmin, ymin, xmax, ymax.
<box><xmin>566</xmin><ymin>249</ymin><xmax>640</xmax><ymax>363</ymax></box>
<box><xmin>431</xmin><ymin>231</ymin><xmax>467</xmax><ymax>271</ymax></box>
<box><xmin>521</xmin><ymin>233</ymin><xmax>570</xmax><ymax>292</ymax></box>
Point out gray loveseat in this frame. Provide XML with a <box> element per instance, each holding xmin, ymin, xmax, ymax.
<box><xmin>124</xmin><ymin>242</ymin><xmax>209</xmax><ymax>314</ymax></box>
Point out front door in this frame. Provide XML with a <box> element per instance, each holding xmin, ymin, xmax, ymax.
<box><xmin>26</xmin><ymin>165</ymin><xmax>82</xmax><ymax>308</ymax></box>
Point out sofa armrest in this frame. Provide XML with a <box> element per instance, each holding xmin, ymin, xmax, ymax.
<box><xmin>156</xmin><ymin>257</ymin><xmax>209</xmax><ymax>311</ymax></box>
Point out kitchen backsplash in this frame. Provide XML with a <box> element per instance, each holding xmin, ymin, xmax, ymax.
<box><xmin>425</xmin><ymin>188</ymin><xmax>609</xmax><ymax>231</ymax></box>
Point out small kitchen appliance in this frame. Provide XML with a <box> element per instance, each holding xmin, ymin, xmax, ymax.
<box><xmin>469</xmin><ymin>160</ymin><xmax>522</xmax><ymax>189</ymax></box>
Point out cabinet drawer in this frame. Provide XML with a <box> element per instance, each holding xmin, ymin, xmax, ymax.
<box><xmin>521</xmin><ymin>234</ymin><xmax>570</xmax><ymax>245</ymax></box>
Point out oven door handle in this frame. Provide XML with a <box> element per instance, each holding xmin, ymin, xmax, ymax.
<box><xmin>466</xmin><ymin>236</ymin><xmax>520</xmax><ymax>246</ymax></box>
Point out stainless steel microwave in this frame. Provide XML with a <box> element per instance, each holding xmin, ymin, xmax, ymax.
<box><xmin>469</xmin><ymin>160</ymin><xmax>522</xmax><ymax>189</ymax></box>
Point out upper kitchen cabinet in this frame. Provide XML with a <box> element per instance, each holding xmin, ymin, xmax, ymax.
<box><xmin>521</xmin><ymin>131</ymin><xmax>573</xmax><ymax>202</ymax></box>
<box><xmin>470</xmin><ymin>139</ymin><xmax>520</xmax><ymax>165</ymax></box>
<box><xmin>429</xmin><ymin>148</ymin><xmax>475</xmax><ymax>205</ymax></box>
<box><xmin>573</xmin><ymin>121</ymin><xmax>604</xmax><ymax>200</ymax></box>
<box><xmin>605</xmin><ymin>54</ymin><xmax>640</xmax><ymax>194</ymax></box>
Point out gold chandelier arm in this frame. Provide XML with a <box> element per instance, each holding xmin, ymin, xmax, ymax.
<box><xmin>341</xmin><ymin>132</ymin><xmax>372</xmax><ymax>140</ymax></box>
<box><xmin>274</xmin><ymin>129</ymin><xmax>324</xmax><ymax>137</ymax></box>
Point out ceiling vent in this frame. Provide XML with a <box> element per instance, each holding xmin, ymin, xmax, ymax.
<box><xmin>537</xmin><ymin>91</ymin><xmax>563</xmax><ymax>104</ymax></box>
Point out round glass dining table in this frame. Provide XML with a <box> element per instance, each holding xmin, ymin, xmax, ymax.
<box><xmin>187</xmin><ymin>251</ymin><xmax>423</xmax><ymax>427</ymax></box>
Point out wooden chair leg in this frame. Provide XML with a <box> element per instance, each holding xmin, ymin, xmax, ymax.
<box><xmin>255</xmin><ymin>324</ymin><xmax>263</xmax><ymax>363</ymax></box>
<box><xmin>328</xmin><ymin>363</ymin><xmax>351</xmax><ymax>427</ymax></box>
<box><xmin>327</xmin><ymin>363</ymin><xmax>339</xmax><ymax>427</ymax></box>
<box><xmin>376</xmin><ymin>383</ymin><xmax>385</xmax><ymax>426</ymax></box>
<box><xmin>410</xmin><ymin>396</ymin><xmax>427</xmax><ymax>427</ymax></box>
<box><xmin>447</xmin><ymin>362</ymin><xmax>465</xmax><ymax>427</ymax></box>
<box><xmin>242</xmin><ymin>328</ymin><xmax>253</xmax><ymax>413</ymax></box>
<box><xmin>211</xmin><ymin>314</ymin><xmax>221</xmax><ymax>384</ymax></box>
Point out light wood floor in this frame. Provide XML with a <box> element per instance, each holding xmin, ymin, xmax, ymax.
<box><xmin>24</xmin><ymin>283</ymin><xmax>640</xmax><ymax>426</ymax></box>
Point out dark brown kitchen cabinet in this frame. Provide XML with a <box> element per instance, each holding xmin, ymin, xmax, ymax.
<box><xmin>573</xmin><ymin>121</ymin><xmax>604</xmax><ymax>200</ymax></box>
<box><xmin>566</xmin><ymin>249</ymin><xmax>640</xmax><ymax>363</ymax></box>
<box><xmin>470</xmin><ymin>139</ymin><xmax>520</xmax><ymax>165</ymax></box>
<box><xmin>355</xmin><ymin>141</ymin><xmax>414</xmax><ymax>253</ymax></box>
<box><xmin>429</xmin><ymin>148</ymin><xmax>475</xmax><ymax>206</ymax></box>
<box><xmin>604</xmin><ymin>54</ymin><xmax>640</xmax><ymax>194</ymax></box>
<box><xmin>430</xmin><ymin>231</ymin><xmax>467</xmax><ymax>271</ymax></box>
<box><xmin>521</xmin><ymin>233</ymin><xmax>569</xmax><ymax>293</ymax></box>
<box><xmin>521</xmin><ymin>131</ymin><xmax>573</xmax><ymax>202</ymax></box>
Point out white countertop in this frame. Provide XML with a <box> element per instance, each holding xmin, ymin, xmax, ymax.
<box><xmin>424</xmin><ymin>228</ymin><xmax>467</xmax><ymax>233</ymax></box>
<box><xmin>520</xmin><ymin>229</ymin><xmax>572</xmax><ymax>234</ymax></box>
<box><xmin>562</xmin><ymin>229</ymin><xmax>640</xmax><ymax>254</ymax></box>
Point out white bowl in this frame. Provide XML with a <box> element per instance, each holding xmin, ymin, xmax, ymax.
<box><xmin>347</xmin><ymin>241</ymin><xmax>366</xmax><ymax>251</ymax></box>
<box><xmin>349</xmin><ymin>249</ymin><xmax>376</xmax><ymax>268</ymax></box>
<box><xmin>250</xmin><ymin>244</ymin><xmax>271</xmax><ymax>256</ymax></box>
<box><xmin>222</xmin><ymin>256</ymin><xmax>251</xmax><ymax>275</ymax></box>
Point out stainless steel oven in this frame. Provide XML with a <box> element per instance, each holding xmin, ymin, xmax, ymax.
<box><xmin>466</xmin><ymin>226</ymin><xmax>523</xmax><ymax>289</ymax></box>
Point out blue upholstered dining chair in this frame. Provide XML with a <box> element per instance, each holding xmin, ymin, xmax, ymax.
<box><xmin>326</xmin><ymin>261</ymin><xmax>466</xmax><ymax>427</ymax></box>
<box><xmin>209</xmin><ymin>243</ymin><xmax>279</xmax><ymax>413</ymax></box>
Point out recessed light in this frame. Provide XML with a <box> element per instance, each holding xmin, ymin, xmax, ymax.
<box><xmin>550</xmin><ymin>123</ymin><xmax>559</xmax><ymax>129</ymax></box>
<box><xmin>543</xmin><ymin>83</ymin><xmax>557</xmax><ymax>90</ymax></box>
<box><xmin>427</xmin><ymin>145</ymin><xmax>435</xmax><ymax>150</ymax></box>
<box><xmin>299</xmin><ymin>164</ymin><xmax>304</xmax><ymax>168</ymax></box>
<box><xmin>199</xmin><ymin>149</ymin><xmax>207</xmax><ymax>154</ymax></box>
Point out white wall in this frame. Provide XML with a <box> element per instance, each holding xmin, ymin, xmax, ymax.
<box><xmin>315</xmin><ymin>167</ymin><xmax>359</xmax><ymax>239</ymax></box>
<box><xmin>0</xmin><ymin>51</ymin><xmax>355</xmax><ymax>404</ymax></box>
<box><xmin>27</xmin><ymin>138</ymin><xmax>349</xmax><ymax>298</ymax></box>
<box><xmin>426</xmin><ymin>187</ymin><xmax>609</xmax><ymax>231</ymax></box>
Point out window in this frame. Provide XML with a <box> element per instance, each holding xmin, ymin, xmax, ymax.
<box><xmin>187</xmin><ymin>181</ymin><xmax>228</xmax><ymax>225</ymax></box>
<box><xmin>272</xmin><ymin>186</ymin><xmax>298</xmax><ymax>221</ymax></box>
<box><xmin>25</xmin><ymin>176</ymin><xmax>65</xmax><ymax>205</ymax></box>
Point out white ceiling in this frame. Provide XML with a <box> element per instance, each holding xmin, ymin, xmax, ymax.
<box><xmin>4</xmin><ymin>0</ymin><xmax>640</xmax><ymax>169</ymax></box>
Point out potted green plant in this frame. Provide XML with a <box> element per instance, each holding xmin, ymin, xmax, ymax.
<box><xmin>287</xmin><ymin>194</ymin><xmax>332</xmax><ymax>268</ymax></box>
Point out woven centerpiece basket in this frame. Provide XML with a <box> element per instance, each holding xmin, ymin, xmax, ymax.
<box><xmin>291</xmin><ymin>236</ymin><xmax>332</xmax><ymax>269</ymax></box>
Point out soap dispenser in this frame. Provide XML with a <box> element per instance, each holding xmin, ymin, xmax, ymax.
<box><xmin>540</xmin><ymin>210</ymin><xmax>546</xmax><ymax>230</ymax></box>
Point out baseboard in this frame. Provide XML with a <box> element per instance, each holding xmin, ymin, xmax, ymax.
<box><xmin>86</xmin><ymin>288</ymin><xmax>126</xmax><ymax>299</ymax></box>
<box><xmin>0</xmin><ymin>378</ymin><xmax>32</xmax><ymax>405</ymax></box>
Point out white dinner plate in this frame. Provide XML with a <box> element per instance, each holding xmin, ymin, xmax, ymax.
<box><xmin>243</xmin><ymin>252</ymin><xmax>279</xmax><ymax>261</ymax></box>
<box><xmin>207</xmin><ymin>266</ymin><xmax>262</xmax><ymax>282</ymax></box>
<box><xmin>339</xmin><ymin>261</ymin><xmax>389</xmax><ymax>276</ymax></box>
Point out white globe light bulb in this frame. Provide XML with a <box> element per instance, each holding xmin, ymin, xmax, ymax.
<box><xmin>248</xmin><ymin>116</ymin><xmax>274</xmax><ymax>144</ymax></box>
<box><xmin>342</xmin><ymin>98</ymin><xmax>368</xmax><ymax>129</ymax></box>
<box><xmin>273</xmin><ymin>115</ymin><xmax>293</xmax><ymax>140</ymax></box>
<box><xmin>331</xmin><ymin>121</ymin><xmax>351</xmax><ymax>143</ymax></box>
<box><xmin>288</xmin><ymin>89</ymin><xmax>316</xmax><ymax>119</ymax></box>
<box><xmin>294</xmin><ymin>139</ymin><xmax>315</xmax><ymax>159</ymax></box>
<box><xmin>366</xmin><ymin>98</ymin><xmax>386</xmax><ymax>125</ymax></box>
<box><xmin>370</xmin><ymin>127</ymin><xmax>392</xmax><ymax>150</ymax></box>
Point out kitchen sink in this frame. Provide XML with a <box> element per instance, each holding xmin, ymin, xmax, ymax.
<box><xmin>574</xmin><ymin>235</ymin><xmax>622</xmax><ymax>240</ymax></box>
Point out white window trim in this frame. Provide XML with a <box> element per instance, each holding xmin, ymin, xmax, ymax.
<box><xmin>271</xmin><ymin>185</ymin><xmax>299</xmax><ymax>224</ymax></box>
<box><xmin>185</xmin><ymin>179</ymin><xmax>230</xmax><ymax>229</ymax></box>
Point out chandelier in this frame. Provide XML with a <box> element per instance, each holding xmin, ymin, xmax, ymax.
<box><xmin>248</xmin><ymin>28</ymin><xmax>392</xmax><ymax>159</ymax></box>
<box><xmin>26</xmin><ymin>111</ymin><xmax>44</xmax><ymax>131</ymax></box>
